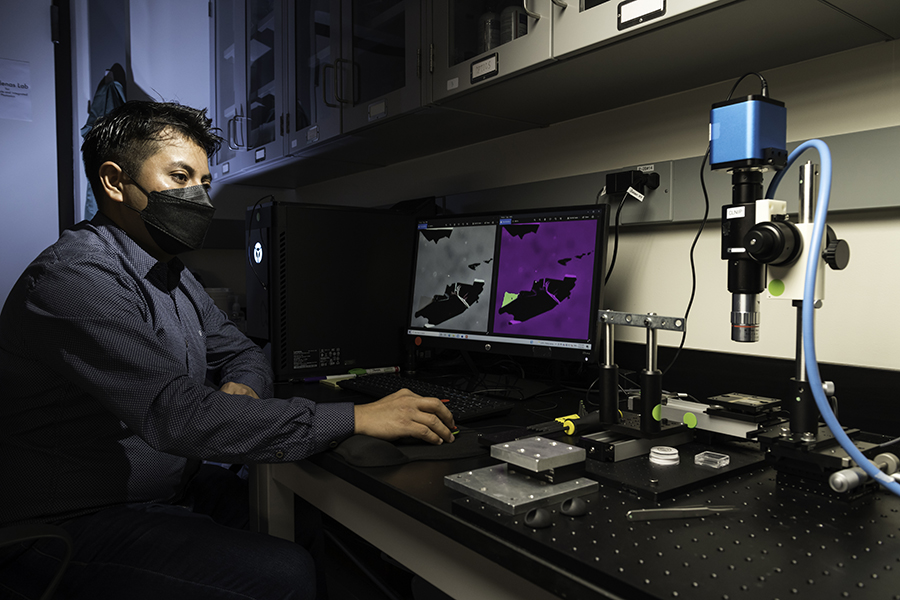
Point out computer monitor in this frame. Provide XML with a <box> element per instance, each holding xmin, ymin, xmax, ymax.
<box><xmin>407</xmin><ymin>204</ymin><xmax>610</xmax><ymax>363</ymax></box>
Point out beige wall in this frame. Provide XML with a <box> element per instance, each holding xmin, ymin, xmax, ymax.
<box><xmin>290</xmin><ymin>40</ymin><xmax>900</xmax><ymax>371</ymax></box>
<box><xmin>608</xmin><ymin>209</ymin><xmax>900</xmax><ymax>370</ymax></box>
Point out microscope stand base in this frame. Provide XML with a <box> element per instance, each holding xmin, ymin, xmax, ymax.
<box><xmin>758</xmin><ymin>424</ymin><xmax>888</xmax><ymax>500</ymax></box>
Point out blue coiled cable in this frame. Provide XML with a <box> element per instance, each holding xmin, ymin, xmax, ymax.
<box><xmin>768</xmin><ymin>139</ymin><xmax>900</xmax><ymax>497</ymax></box>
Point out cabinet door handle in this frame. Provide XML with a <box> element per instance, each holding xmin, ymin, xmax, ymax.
<box><xmin>323</xmin><ymin>63</ymin><xmax>338</xmax><ymax>108</ymax></box>
<box><xmin>228</xmin><ymin>115</ymin><xmax>248</xmax><ymax>150</ymax></box>
<box><xmin>227</xmin><ymin>117</ymin><xmax>239</xmax><ymax>150</ymax></box>
<box><xmin>523</xmin><ymin>0</ymin><xmax>542</xmax><ymax>19</ymax></box>
<box><xmin>233</xmin><ymin>113</ymin><xmax>249</xmax><ymax>149</ymax></box>
<box><xmin>551</xmin><ymin>0</ymin><xmax>567</xmax><ymax>7</ymax></box>
<box><xmin>334</xmin><ymin>58</ymin><xmax>351</xmax><ymax>105</ymax></box>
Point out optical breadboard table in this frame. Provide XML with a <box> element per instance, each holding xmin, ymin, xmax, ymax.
<box><xmin>255</xmin><ymin>382</ymin><xmax>900</xmax><ymax>600</ymax></box>
<box><xmin>452</xmin><ymin>465</ymin><xmax>900</xmax><ymax>599</ymax></box>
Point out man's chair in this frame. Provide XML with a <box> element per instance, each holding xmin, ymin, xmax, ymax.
<box><xmin>0</xmin><ymin>524</ymin><xmax>74</xmax><ymax>600</ymax></box>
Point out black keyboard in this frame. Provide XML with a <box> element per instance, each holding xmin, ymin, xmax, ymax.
<box><xmin>338</xmin><ymin>373</ymin><xmax>515</xmax><ymax>424</ymax></box>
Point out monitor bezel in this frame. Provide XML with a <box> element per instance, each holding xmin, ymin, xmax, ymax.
<box><xmin>406</xmin><ymin>203</ymin><xmax>610</xmax><ymax>364</ymax></box>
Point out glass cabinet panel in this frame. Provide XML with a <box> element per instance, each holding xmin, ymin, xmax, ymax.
<box><xmin>287</xmin><ymin>0</ymin><xmax>341</xmax><ymax>153</ymax></box>
<box><xmin>341</xmin><ymin>0</ymin><xmax>420</xmax><ymax>132</ymax></box>
<box><xmin>212</xmin><ymin>0</ymin><xmax>429</xmax><ymax>179</ymax></box>
<box><xmin>212</xmin><ymin>0</ymin><xmax>241</xmax><ymax>170</ymax></box>
<box><xmin>351</xmin><ymin>0</ymin><xmax>406</xmax><ymax>105</ymax></box>
<box><xmin>210</xmin><ymin>0</ymin><xmax>285</xmax><ymax>176</ymax></box>
<box><xmin>448</xmin><ymin>1</ymin><xmax>531</xmax><ymax>67</ymax></box>
<box><xmin>432</xmin><ymin>0</ymin><xmax>551</xmax><ymax>103</ymax></box>
<box><xmin>246</xmin><ymin>0</ymin><xmax>279</xmax><ymax>150</ymax></box>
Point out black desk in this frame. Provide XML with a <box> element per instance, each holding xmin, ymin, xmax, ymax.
<box><xmin>250</xmin><ymin>383</ymin><xmax>900</xmax><ymax>600</ymax></box>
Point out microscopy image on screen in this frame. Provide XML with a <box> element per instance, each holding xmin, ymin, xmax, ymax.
<box><xmin>411</xmin><ymin>224</ymin><xmax>497</xmax><ymax>331</ymax></box>
<box><xmin>493</xmin><ymin>219</ymin><xmax>597</xmax><ymax>340</ymax></box>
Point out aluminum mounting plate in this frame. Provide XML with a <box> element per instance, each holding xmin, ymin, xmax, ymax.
<box><xmin>445</xmin><ymin>463</ymin><xmax>598</xmax><ymax>514</ymax></box>
<box><xmin>491</xmin><ymin>436</ymin><xmax>585</xmax><ymax>472</ymax></box>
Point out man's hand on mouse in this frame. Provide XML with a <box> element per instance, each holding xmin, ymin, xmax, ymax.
<box><xmin>353</xmin><ymin>389</ymin><xmax>456</xmax><ymax>445</ymax></box>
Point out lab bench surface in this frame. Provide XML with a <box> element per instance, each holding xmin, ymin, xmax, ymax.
<box><xmin>253</xmin><ymin>383</ymin><xmax>900</xmax><ymax>600</ymax></box>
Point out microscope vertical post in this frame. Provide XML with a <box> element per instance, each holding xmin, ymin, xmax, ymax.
<box><xmin>640</xmin><ymin>315</ymin><xmax>662</xmax><ymax>435</ymax></box>
<box><xmin>790</xmin><ymin>161</ymin><xmax>821</xmax><ymax>438</ymax></box>
<box><xmin>599</xmin><ymin>314</ymin><xmax>620</xmax><ymax>425</ymax></box>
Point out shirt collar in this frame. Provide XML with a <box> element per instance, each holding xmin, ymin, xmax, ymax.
<box><xmin>90</xmin><ymin>212</ymin><xmax>185</xmax><ymax>292</ymax></box>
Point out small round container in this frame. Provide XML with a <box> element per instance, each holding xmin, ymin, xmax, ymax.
<box><xmin>649</xmin><ymin>446</ymin><xmax>680</xmax><ymax>466</ymax></box>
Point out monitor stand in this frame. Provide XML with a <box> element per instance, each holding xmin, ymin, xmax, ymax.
<box><xmin>456</xmin><ymin>350</ymin><xmax>556</xmax><ymax>401</ymax></box>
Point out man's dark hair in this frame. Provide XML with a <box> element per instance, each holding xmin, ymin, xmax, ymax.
<box><xmin>81</xmin><ymin>101</ymin><xmax>222</xmax><ymax>199</ymax></box>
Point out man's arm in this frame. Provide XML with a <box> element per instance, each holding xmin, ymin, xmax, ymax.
<box><xmin>195</xmin><ymin>278</ymin><xmax>455</xmax><ymax>446</ymax></box>
<box><xmin>15</xmin><ymin>255</ymin><xmax>348</xmax><ymax>462</ymax></box>
<box><xmin>196</xmin><ymin>279</ymin><xmax>273</xmax><ymax>399</ymax></box>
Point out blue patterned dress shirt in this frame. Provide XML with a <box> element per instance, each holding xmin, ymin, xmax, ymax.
<box><xmin>0</xmin><ymin>213</ymin><xmax>355</xmax><ymax>525</ymax></box>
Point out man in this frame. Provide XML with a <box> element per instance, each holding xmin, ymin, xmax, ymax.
<box><xmin>0</xmin><ymin>101</ymin><xmax>454</xmax><ymax>599</ymax></box>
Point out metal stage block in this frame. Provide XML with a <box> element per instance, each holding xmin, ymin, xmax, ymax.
<box><xmin>445</xmin><ymin>463</ymin><xmax>598</xmax><ymax>514</ymax></box>
<box><xmin>490</xmin><ymin>437</ymin><xmax>585</xmax><ymax>472</ymax></box>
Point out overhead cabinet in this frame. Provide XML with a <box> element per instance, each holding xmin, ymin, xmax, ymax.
<box><xmin>211</xmin><ymin>0</ymin><xmax>286</xmax><ymax>181</ymax></box>
<box><xmin>209</xmin><ymin>0</ymin><xmax>900</xmax><ymax>187</ymax></box>
<box><xmin>211</xmin><ymin>0</ymin><xmax>427</xmax><ymax>185</ymax></box>
<box><xmin>435</xmin><ymin>0</ymin><xmax>898</xmax><ymax>125</ymax></box>
<box><xmin>430</xmin><ymin>0</ymin><xmax>552</xmax><ymax>103</ymax></box>
<box><xmin>551</xmin><ymin>0</ymin><xmax>731</xmax><ymax>58</ymax></box>
<box><xmin>430</xmin><ymin>0</ymin><xmax>728</xmax><ymax>104</ymax></box>
<box><xmin>286</xmin><ymin>0</ymin><xmax>423</xmax><ymax>151</ymax></box>
<box><xmin>339</xmin><ymin>0</ymin><xmax>422</xmax><ymax>132</ymax></box>
<box><xmin>210</xmin><ymin>0</ymin><xmax>239</xmax><ymax>177</ymax></box>
<box><xmin>210</xmin><ymin>0</ymin><xmax>286</xmax><ymax>180</ymax></box>
<box><xmin>284</xmin><ymin>0</ymin><xmax>341</xmax><ymax>156</ymax></box>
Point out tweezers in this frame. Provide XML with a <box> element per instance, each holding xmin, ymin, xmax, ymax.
<box><xmin>626</xmin><ymin>505</ymin><xmax>736</xmax><ymax>521</ymax></box>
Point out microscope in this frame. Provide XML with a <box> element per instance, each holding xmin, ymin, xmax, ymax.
<box><xmin>707</xmin><ymin>77</ymin><xmax>900</xmax><ymax>498</ymax></box>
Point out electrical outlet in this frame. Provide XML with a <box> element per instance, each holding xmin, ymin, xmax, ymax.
<box><xmin>613</xmin><ymin>162</ymin><xmax>673</xmax><ymax>225</ymax></box>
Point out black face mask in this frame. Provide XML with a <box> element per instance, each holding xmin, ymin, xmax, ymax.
<box><xmin>125</xmin><ymin>178</ymin><xmax>216</xmax><ymax>255</ymax></box>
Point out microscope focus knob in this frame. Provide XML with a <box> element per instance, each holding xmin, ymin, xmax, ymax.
<box><xmin>745</xmin><ymin>220</ymin><xmax>801</xmax><ymax>266</ymax></box>
<box><xmin>823</xmin><ymin>226</ymin><xmax>850</xmax><ymax>270</ymax></box>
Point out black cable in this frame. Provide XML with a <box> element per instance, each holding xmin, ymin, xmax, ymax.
<box><xmin>584</xmin><ymin>375</ymin><xmax>600</xmax><ymax>409</ymax></box>
<box><xmin>0</xmin><ymin>524</ymin><xmax>73</xmax><ymax>600</ymax></box>
<box><xmin>604</xmin><ymin>190</ymin><xmax>628</xmax><ymax>285</ymax></box>
<box><xmin>661</xmin><ymin>72</ymin><xmax>768</xmax><ymax>375</ymax></box>
<box><xmin>726</xmin><ymin>71</ymin><xmax>769</xmax><ymax>100</ymax></box>
<box><xmin>662</xmin><ymin>145</ymin><xmax>710</xmax><ymax>375</ymax></box>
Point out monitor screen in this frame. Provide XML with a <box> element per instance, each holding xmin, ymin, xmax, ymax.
<box><xmin>407</xmin><ymin>204</ymin><xmax>610</xmax><ymax>362</ymax></box>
